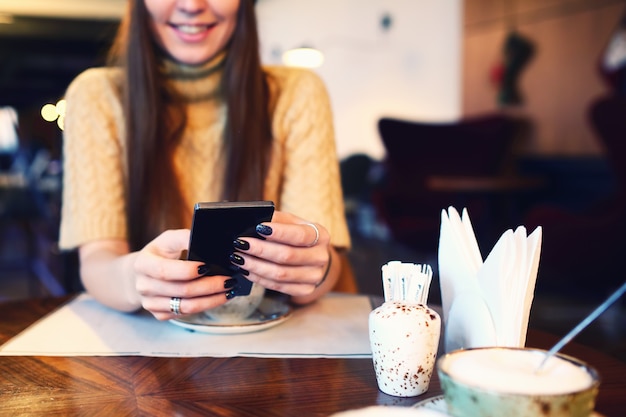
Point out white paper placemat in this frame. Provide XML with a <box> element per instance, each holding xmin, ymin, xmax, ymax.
<box><xmin>0</xmin><ymin>293</ymin><xmax>373</xmax><ymax>358</ymax></box>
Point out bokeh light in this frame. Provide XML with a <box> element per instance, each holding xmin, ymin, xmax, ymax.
<box><xmin>41</xmin><ymin>103</ymin><xmax>58</xmax><ymax>122</ymax></box>
<box><xmin>282</xmin><ymin>47</ymin><xmax>325</xmax><ymax>68</ymax></box>
<box><xmin>41</xmin><ymin>99</ymin><xmax>66</xmax><ymax>130</ymax></box>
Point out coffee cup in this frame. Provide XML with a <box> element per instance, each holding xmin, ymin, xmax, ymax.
<box><xmin>437</xmin><ymin>347</ymin><xmax>599</xmax><ymax>417</ymax></box>
<box><xmin>203</xmin><ymin>282</ymin><xmax>265</xmax><ymax>322</ymax></box>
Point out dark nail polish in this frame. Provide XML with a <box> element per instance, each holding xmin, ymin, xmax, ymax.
<box><xmin>230</xmin><ymin>253</ymin><xmax>245</xmax><ymax>265</ymax></box>
<box><xmin>230</xmin><ymin>275</ymin><xmax>253</xmax><ymax>296</ymax></box>
<box><xmin>233</xmin><ymin>239</ymin><xmax>250</xmax><ymax>250</ymax></box>
<box><xmin>197</xmin><ymin>264</ymin><xmax>210</xmax><ymax>275</ymax></box>
<box><xmin>230</xmin><ymin>253</ymin><xmax>246</xmax><ymax>265</ymax></box>
<box><xmin>226</xmin><ymin>289</ymin><xmax>237</xmax><ymax>300</ymax></box>
<box><xmin>238</xmin><ymin>267</ymin><xmax>250</xmax><ymax>276</ymax></box>
<box><xmin>256</xmin><ymin>224</ymin><xmax>273</xmax><ymax>236</ymax></box>
<box><xmin>224</xmin><ymin>278</ymin><xmax>238</xmax><ymax>289</ymax></box>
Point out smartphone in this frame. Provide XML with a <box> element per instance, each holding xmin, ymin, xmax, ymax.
<box><xmin>187</xmin><ymin>201</ymin><xmax>275</xmax><ymax>296</ymax></box>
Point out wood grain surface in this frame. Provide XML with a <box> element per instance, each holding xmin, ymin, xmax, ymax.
<box><xmin>0</xmin><ymin>296</ymin><xmax>623</xmax><ymax>416</ymax></box>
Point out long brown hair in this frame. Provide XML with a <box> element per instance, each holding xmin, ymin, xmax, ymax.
<box><xmin>108</xmin><ymin>0</ymin><xmax>272</xmax><ymax>251</ymax></box>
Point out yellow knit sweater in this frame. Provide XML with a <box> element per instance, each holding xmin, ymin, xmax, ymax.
<box><xmin>58</xmin><ymin>58</ymin><xmax>351</xmax><ymax>253</ymax></box>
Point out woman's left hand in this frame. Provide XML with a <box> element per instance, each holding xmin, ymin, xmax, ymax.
<box><xmin>229</xmin><ymin>210</ymin><xmax>333</xmax><ymax>298</ymax></box>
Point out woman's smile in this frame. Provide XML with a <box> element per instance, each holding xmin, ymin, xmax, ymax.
<box><xmin>168</xmin><ymin>22</ymin><xmax>215</xmax><ymax>41</ymax></box>
<box><xmin>145</xmin><ymin>0</ymin><xmax>240</xmax><ymax>64</ymax></box>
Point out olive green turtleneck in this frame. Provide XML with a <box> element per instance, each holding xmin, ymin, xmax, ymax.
<box><xmin>161</xmin><ymin>50</ymin><xmax>226</xmax><ymax>103</ymax></box>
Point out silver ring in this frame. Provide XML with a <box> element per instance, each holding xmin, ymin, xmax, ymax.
<box><xmin>170</xmin><ymin>297</ymin><xmax>182</xmax><ymax>315</ymax></box>
<box><xmin>305</xmin><ymin>223</ymin><xmax>319</xmax><ymax>247</ymax></box>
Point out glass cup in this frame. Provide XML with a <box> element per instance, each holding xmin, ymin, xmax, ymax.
<box><xmin>203</xmin><ymin>282</ymin><xmax>266</xmax><ymax>322</ymax></box>
<box><xmin>437</xmin><ymin>347</ymin><xmax>600</xmax><ymax>417</ymax></box>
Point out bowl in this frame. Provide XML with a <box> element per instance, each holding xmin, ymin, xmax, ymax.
<box><xmin>203</xmin><ymin>282</ymin><xmax>265</xmax><ymax>322</ymax></box>
<box><xmin>437</xmin><ymin>347</ymin><xmax>599</xmax><ymax>417</ymax></box>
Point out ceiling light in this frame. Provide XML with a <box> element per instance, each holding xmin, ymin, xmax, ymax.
<box><xmin>282</xmin><ymin>47</ymin><xmax>324</xmax><ymax>69</ymax></box>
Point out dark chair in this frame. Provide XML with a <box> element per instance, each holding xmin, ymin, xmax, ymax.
<box><xmin>341</xmin><ymin>153</ymin><xmax>376</xmax><ymax>204</ymax></box>
<box><xmin>371</xmin><ymin>114</ymin><xmax>524</xmax><ymax>256</ymax></box>
<box><xmin>525</xmin><ymin>95</ymin><xmax>626</xmax><ymax>299</ymax></box>
<box><xmin>0</xmin><ymin>148</ymin><xmax>67</xmax><ymax>298</ymax></box>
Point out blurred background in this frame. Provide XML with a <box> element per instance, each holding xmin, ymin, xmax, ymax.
<box><xmin>0</xmin><ymin>0</ymin><xmax>625</xmax><ymax>361</ymax></box>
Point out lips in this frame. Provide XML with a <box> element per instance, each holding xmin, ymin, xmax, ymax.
<box><xmin>169</xmin><ymin>22</ymin><xmax>216</xmax><ymax>35</ymax></box>
<box><xmin>173</xmin><ymin>24</ymin><xmax>208</xmax><ymax>34</ymax></box>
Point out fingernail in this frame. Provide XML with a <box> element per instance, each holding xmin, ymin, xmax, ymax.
<box><xmin>233</xmin><ymin>238</ymin><xmax>250</xmax><ymax>250</ymax></box>
<box><xmin>197</xmin><ymin>264</ymin><xmax>210</xmax><ymax>275</ymax></box>
<box><xmin>224</xmin><ymin>278</ymin><xmax>238</xmax><ymax>289</ymax></box>
<box><xmin>256</xmin><ymin>224</ymin><xmax>272</xmax><ymax>236</ymax></box>
<box><xmin>230</xmin><ymin>253</ymin><xmax>245</xmax><ymax>265</ymax></box>
<box><xmin>238</xmin><ymin>267</ymin><xmax>250</xmax><ymax>276</ymax></box>
<box><xmin>226</xmin><ymin>289</ymin><xmax>237</xmax><ymax>300</ymax></box>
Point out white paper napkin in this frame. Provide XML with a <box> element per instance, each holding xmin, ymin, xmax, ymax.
<box><xmin>438</xmin><ymin>207</ymin><xmax>542</xmax><ymax>352</ymax></box>
<box><xmin>0</xmin><ymin>293</ymin><xmax>372</xmax><ymax>358</ymax></box>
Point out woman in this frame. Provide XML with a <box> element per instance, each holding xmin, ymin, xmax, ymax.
<box><xmin>59</xmin><ymin>0</ymin><xmax>355</xmax><ymax>320</ymax></box>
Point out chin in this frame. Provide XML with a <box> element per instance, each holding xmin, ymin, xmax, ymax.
<box><xmin>163</xmin><ymin>44</ymin><xmax>219</xmax><ymax>66</ymax></box>
<box><xmin>171</xmin><ymin>53</ymin><xmax>214</xmax><ymax>66</ymax></box>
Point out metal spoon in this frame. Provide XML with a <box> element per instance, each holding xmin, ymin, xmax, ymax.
<box><xmin>536</xmin><ymin>280</ymin><xmax>626</xmax><ymax>372</ymax></box>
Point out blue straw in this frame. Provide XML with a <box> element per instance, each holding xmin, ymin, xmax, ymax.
<box><xmin>537</xmin><ymin>280</ymin><xmax>626</xmax><ymax>371</ymax></box>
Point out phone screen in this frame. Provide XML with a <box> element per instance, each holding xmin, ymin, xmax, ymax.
<box><xmin>187</xmin><ymin>201</ymin><xmax>275</xmax><ymax>295</ymax></box>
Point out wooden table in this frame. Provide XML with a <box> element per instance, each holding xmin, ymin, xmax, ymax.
<box><xmin>1</xmin><ymin>296</ymin><xmax>624</xmax><ymax>416</ymax></box>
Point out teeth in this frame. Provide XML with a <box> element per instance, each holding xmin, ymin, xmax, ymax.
<box><xmin>177</xmin><ymin>25</ymin><xmax>205</xmax><ymax>34</ymax></box>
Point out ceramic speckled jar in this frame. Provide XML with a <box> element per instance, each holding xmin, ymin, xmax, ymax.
<box><xmin>369</xmin><ymin>301</ymin><xmax>441</xmax><ymax>397</ymax></box>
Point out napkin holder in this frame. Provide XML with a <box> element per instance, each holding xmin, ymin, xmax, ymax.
<box><xmin>438</xmin><ymin>207</ymin><xmax>542</xmax><ymax>352</ymax></box>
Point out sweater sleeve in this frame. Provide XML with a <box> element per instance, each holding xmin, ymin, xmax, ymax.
<box><xmin>270</xmin><ymin>68</ymin><xmax>351</xmax><ymax>250</ymax></box>
<box><xmin>58</xmin><ymin>68</ymin><xmax>128</xmax><ymax>250</ymax></box>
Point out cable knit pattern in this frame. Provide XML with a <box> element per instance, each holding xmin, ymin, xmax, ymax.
<box><xmin>59</xmin><ymin>61</ymin><xmax>350</xmax><ymax>252</ymax></box>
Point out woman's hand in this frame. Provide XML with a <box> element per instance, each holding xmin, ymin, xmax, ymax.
<box><xmin>133</xmin><ymin>229</ymin><xmax>237</xmax><ymax>320</ymax></box>
<box><xmin>228</xmin><ymin>211</ymin><xmax>338</xmax><ymax>303</ymax></box>
<box><xmin>79</xmin><ymin>230</ymin><xmax>236</xmax><ymax>321</ymax></box>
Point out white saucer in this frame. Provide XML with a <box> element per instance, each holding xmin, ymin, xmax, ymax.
<box><xmin>412</xmin><ymin>395</ymin><xmax>448</xmax><ymax>413</ymax></box>
<box><xmin>169</xmin><ymin>295</ymin><xmax>291</xmax><ymax>335</ymax></box>
<box><xmin>330</xmin><ymin>405</ymin><xmax>448</xmax><ymax>417</ymax></box>
<box><xmin>412</xmin><ymin>395</ymin><xmax>604</xmax><ymax>417</ymax></box>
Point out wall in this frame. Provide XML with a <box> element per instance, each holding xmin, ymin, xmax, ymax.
<box><xmin>7</xmin><ymin>1</ymin><xmax>617</xmax><ymax>158</ymax></box>
<box><xmin>463</xmin><ymin>0</ymin><xmax>626</xmax><ymax>156</ymax></box>
<box><xmin>1</xmin><ymin>0</ymin><xmax>462</xmax><ymax>160</ymax></box>
<box><xmin>256</xmin><ymin>0</ymin><xmax>462</xmax><ymax>159</ymax></box>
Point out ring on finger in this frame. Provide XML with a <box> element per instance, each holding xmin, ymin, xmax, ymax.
<box><xmin>304</xmin><ymin>223</ymin><xmax>320</xmax><ymax>247</ymax></box>
<box><xmin>170</xmin><ymin>297</ymin><xmax>182</xmax><ymax>315</ymax></box>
